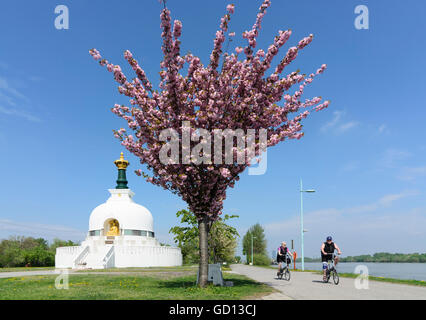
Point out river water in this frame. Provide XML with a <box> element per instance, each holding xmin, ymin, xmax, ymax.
<box><xmin>292</xmin><ymin>262</ymin><xmax>426</xmax><ymax>281</ymax></box>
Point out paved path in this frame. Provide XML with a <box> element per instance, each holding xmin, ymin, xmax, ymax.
<box><xmin>0</xmin><ymin>270</ymin><xmax>58</xmax><ymax>278</ymax></box>
<box><xmin>0</xmin><ymin>269</ymin><xmax>195</xmax><ymax>279</ymax></box>
<box><xmin>231</xmin><ymin>264</ymin><xmax>426</xmax><ymax>300</ymax></box>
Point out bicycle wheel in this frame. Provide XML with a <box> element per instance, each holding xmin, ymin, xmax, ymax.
<box><xmin>332</xmin><ymin>270</ymin><xmax>339</xmax><ymax>285</ymax></box>
<box><xmin>325</xmin><ymin>271</ymin><xmax>330</xmax><ymax>283</ymax></box>
<box><xmin>284</xmin><ymin>269</ymin><xmax>291</xmax><ymax>281</ymax></box>
<box><xmin>278</xmin><ymin>272</ymin><xmax>283</xmax><ymax>280</ymax></box>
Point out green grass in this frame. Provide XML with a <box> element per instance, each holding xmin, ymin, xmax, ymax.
<box><xmin>0</xmin><ymin>272</ymin><xmax>274</xmax><ymax>300</ymax></box>
<box><xmin>74</xmin><ymin>266</ymin><xmax>197</xmax><ymax>273</ymax></box>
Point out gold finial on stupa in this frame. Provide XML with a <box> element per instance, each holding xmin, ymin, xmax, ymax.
<box><xmin>114</xmin><ymin>152</ymin><xmax>130</xmax><ymax>170</ymax></box>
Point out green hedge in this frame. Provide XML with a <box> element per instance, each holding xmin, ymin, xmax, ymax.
<box><xmin>246</xmin><ymin>254</ymin><xmax>271</xmax><ymax>266</ymax></box>
<box><xmin>0</xmin><ymin>236</ymin><xmax>78</xmax><ymax>268</ymax></box>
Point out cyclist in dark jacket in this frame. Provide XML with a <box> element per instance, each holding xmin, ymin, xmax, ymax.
<box><xmin>277</xmin><ymin>242</ymin><xmax>292</xmax><ymax>276</ymax></box>
<box><xmin>321</xmin><ymin>236</ymin><xmax>342</xmax><ymax>281</ymax></box>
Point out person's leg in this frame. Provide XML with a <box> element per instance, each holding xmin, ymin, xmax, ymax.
<box><xmin>334</xmin><ymin>256</ymin><xmax>339</xmax><ymax>266</ymax></box>
<box><xmin>322</xmin><ymin>262</ymin><xmax>328</xmax><ymax>281</ymax></box>
<box><xmin>277</xmin><ymin>261</ymin><xmax>282</xmax><ymax>275</ymax></box>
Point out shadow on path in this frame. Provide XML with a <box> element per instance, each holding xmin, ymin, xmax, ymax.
<box><xmin>312</xmin><ymin>280</ymin><xmax>329</xmax><ymax>284</ymax></box>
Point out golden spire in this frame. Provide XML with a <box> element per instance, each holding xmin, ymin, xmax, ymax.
<box><xmin>114</xmin><ymin>152</ymin><xmax>130</xmax><ymax>170</ymax></box>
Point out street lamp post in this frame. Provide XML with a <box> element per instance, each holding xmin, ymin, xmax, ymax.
<box><xmin>251</xmin><ymin>234</ymin><xmax>257</xmax><ymax>265</ymax></box>
<box><xmin>300</xmin><ymin>179</ymin><xmax>315</xmax><ymax>271</ymax></box>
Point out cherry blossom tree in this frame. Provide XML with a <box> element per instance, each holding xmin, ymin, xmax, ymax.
<box><xmin>89</xmin><ymin>0</ymin><xmax>329</xmax><ymax>287</ymax></box>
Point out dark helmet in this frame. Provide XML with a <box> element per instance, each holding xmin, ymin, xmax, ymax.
<box><xmin>326</xmin><ymin>236</ymin><xmax>332</xmax><ymax>241</ymax></box>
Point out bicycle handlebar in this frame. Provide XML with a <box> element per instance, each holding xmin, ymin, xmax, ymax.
<box><xmin>323</xmin><ymin>251</ymin><xmax>341</xmax><ymax>256</ymax></box>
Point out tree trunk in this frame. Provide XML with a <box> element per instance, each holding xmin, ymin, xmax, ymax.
<box><xmin>198</xmin><ymin>216</ymin><xmax>209</xmax><ymax>287</ymax></box>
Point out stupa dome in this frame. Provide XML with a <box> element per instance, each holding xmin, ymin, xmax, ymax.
<box><xmin>88</xmin><ymin>189</ymin><xmax>154</xmax><ymax>233</ymax></box>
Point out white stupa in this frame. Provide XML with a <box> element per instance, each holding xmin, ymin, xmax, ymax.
<box><xmin>55</xmin><ymin>153</ymin><xmax>182</xmax><ymax>269</ymax></box>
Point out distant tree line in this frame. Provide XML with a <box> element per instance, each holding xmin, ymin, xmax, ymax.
<box><xmin>0</xmin><ymin>236</ymin><xmax>79</xmax><ymax>268</ymax></box>
<box><xmin>298</xmin><ymin>252</ymin><xmax>426</xmax><ymax>263</ymax></box>
<box><xmin>295</xmin><ymin>257</ymin><xmax>320</xmax><ymax>262</ymax></box>
<box><xmin>341</xmin><ymin>252</ymin><xmax>426</xmax><ymax>263</ymax></box>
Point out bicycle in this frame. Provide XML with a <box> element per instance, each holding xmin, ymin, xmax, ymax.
<box><xmin>324</xmin><ymin>253</ymin><xmax>340</xmax><ymax>285</ymax></box>
<box><xmin>277</xmin><ymin>253</ymin><xmax>292</xmax><ymax>281</ymax></box>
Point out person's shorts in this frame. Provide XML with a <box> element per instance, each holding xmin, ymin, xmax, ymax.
<box><xmin>321</xmin><ymin>254</ymin><xmax>333</xmax><ymax>262</ymax></box>
<box><xmin>277</xmin><ymin>255</ymin><xmax>291</xmax><ymax>265</ymax></box>
<box><xmin>277</xmin><ymin>255</ymin><xmax>287</xmax><ymax>263</ymax></box>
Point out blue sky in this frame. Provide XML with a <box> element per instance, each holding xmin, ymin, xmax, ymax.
<box><xmin>0</xmin><ymin>0</ymin><xmax>425</xmax><ymax>258</ymax></box>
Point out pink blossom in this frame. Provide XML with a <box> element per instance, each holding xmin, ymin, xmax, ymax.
<box><xmin>298</xmin><ymin>34</ymin><xmax>313</xmax><ymax>49</ymax></box>
<box><xmin>226</xmin><ymin>4</ymin><xmax>235</xmax><ymax>14</ymax></box>
<box><xmin>89</xmin><ymin>48</ymin><xmax>101</xmax><ymax>60</ymax></box>
<box><xmin>89</xmin><ymin>0</ymin><xmax>329</xmax><ymax>221</ymax></box>
<box><xmin>220</xmin><ymin>167</ymin><xmax>231</xmax><ymax>178</ymax></box>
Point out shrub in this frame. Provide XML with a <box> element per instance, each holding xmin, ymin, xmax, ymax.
<box><xmin>246</xmin><ymin>254</ymin><xmax>271</xmax><ymax>266</ymax></box>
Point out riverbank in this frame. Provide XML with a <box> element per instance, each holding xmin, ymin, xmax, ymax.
<box><xmin>297</xmin><ymin>252</ymin><xmax>426</xmax><ymax>264</ymax></box>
